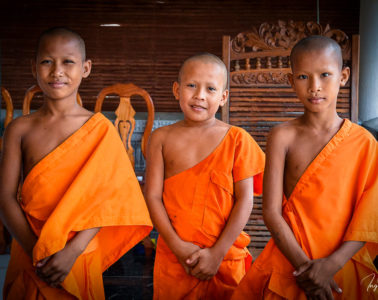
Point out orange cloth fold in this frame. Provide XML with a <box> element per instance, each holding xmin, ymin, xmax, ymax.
<box><xmin>4</xmin><ymin>113</ymin><xmax>153</xmax><ymax>300</ymax></box>
<box><xmin>154</xmin><ymin>126</ymin><xmax>265</xmax><ymax>300</ymax></box>
<box><xmin>232</xmin><ymin>119</ymin><xmax>378</xmax><ymax>300</ymax></box>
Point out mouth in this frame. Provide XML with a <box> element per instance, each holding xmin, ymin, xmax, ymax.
<box><xmin>190</xmin><ymin>105</ymin><xmax>206</xmax><ymax>111</ymax></box>
<box><xmin>48</xmin><ymin>82</ymin><xmax>67</xmax><ymax>88</ymax></box>
<box><xmin>308</xmin><ymin>97</ymin><xmax>325</xmax><ymax>104</ymax></box>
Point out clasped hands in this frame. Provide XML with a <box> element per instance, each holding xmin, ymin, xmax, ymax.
<box><xmin>175</xmin><ymin>241</ymin><xmax>223</xmax><ymax>281</ymax></box>
<box><xmin>294</xmin><ymin>257</ymin><xmax>342</xmax><ymax>300</ymax></box>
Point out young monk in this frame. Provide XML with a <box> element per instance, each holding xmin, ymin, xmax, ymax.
<box><xmin>0</xmin><ymin>27</ymin><xmax>152</xmax><ymax>299</ymax></box>
<box><xmin>232</xmin><ymin>36</ymin><xmax>377</xmax><ymax>300</ymax></box>
<box><xmin>145</xmin><ymin>53</ymin><xmax>265</xmax><ymax>299</ymax></box>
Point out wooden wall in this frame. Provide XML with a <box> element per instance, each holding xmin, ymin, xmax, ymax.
<box><xmin>1</xmin><ymin>0</ymin><xmax>359</xmax><ymax>112</ymax></box>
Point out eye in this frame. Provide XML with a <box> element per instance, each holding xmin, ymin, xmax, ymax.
<box><xmin>321</xmin><ymin>72</ymin><xmax>330</xmax><ymax>77</ymax></box>
<box><xmin>208</xmin><ymin>86</ymin><xmax>216</xmax><ymax>92</ymax></box>
<box><xmin>64</xmin><ymin>59</ymin><xmax>75</xmax><ymax>64</ymax></box>
<box><xmin>186</xmin><ymin>83</ymin><xmax>195</xmax><ymax>88</ymax></box>
<box><xmin>297</xmin><ymin>74</ymin><xmax>308</xmax><ymax>80</ymax></box>
<box><xmin>40</xmin><ymin>59</ymin><xmax>52</xmax><ymax>65</ymax></box>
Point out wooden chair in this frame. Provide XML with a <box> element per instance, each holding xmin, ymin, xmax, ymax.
<box><xmin>95</xmin><ymin>83</ymin><xmax>155</xmax><ymax>168</ymax></box>
<box><xmin>23</xmin><ymin>85</ymin><xmax>83</xmax><ymax>115</ymax></box>
<box><xmin>222</xmin><ymin>20</ymin><xmax>360</xmax><ymax>257</ymax></box>
<box><xmin>0</xmin><ymin>87</ymin><xmax>13</xmax><ymax>253</ymax></box>
<box><xmin>1</xmin><ymin>87</ymin><xmax>13</xmax><ymax>129</ymax></box>
<box><xmin>1</xmin><ymin>87</ymin><xmax>14</xmax><ymax>151</ymax></box>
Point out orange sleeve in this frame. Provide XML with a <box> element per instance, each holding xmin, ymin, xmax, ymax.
<box><xmin>344</xmin><ymin>138</ymin><xmax>378</xmax><ymax>244</ymax></box>
<box><xmin>232</xmin><ymin>127</ymin><xmax>265</xmax><ymax>195</ymax></box>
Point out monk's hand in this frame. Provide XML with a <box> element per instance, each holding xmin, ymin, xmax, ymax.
<box><xmin>294</xmin><ymin>258</ymin><xmax>342</xmax><ymax>300</ymax></box>
<box><xmin>173</xmin><ymin>240</ymin><xmax>201</xmax><ymax>275</ymax></box>
<box><xmin>187</xmin><ymin>248</ymin><xmax>223</xmax><ymax>281</ymax></box>
<box><xmin>36</xmin><ymin>243</ymin><xmax>81</xmax><ymax>288</ymax></box>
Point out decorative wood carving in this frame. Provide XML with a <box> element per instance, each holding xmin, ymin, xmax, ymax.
<box><xmin>22</xmin><ymin>85</ymin><xmax>83</xmax><ymax>115</ymax></box>
<box><xmin>231</xmin><ymin>70</ymin><xmax>290</xmax><ymax>86</ymax></box>
<box><xmin>232</xmin><ymin>20</ymin><xmax>351</xmax><ymax>58</ymax></box>
<box><xmin>94</xmin><ymin>83</ymin><xmax>155</xmax><ymax>168</ymax></box>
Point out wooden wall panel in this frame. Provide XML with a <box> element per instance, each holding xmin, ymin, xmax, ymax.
<box><xmin>0</xmin><ymin>0</ymin><xmax>359</xmax><ymax>112</ymax></box>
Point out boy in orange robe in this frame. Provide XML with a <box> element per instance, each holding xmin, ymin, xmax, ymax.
<box><xmin>145</xmin><ymin>53</ymin><xmax>265</xmax><ymax>299</ymax></box>
<box><xmin>232</xmin><ymin>36</ymin><xmax>377</xmax><ymax>300</ymax></box>
<box><xmin>0</xmin><ymin>27</ymin><xmax>152</xmax><ymax>299</ymax></box>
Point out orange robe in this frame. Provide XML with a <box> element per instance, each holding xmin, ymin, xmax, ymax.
<box><xmin>154</xmin><ymin>126</ymin><xmax>265</xmax><ymax>300</ymax></box>
<box><xmin>232</xmin><ymin>119</ymin><xmax>378</xmax><ymax>300</ymax></box>
<box><xmin>4</xmin><ymin>113</ymin><xmax>153</xmax><ymax>300</ymax></box>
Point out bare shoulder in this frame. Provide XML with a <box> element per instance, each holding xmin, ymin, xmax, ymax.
<box><xmin>148</xmin><ymin>124</ymin><xmax>174</xmax><ymax>149</ymax></box>
<box><xmin>3</xmin><ymin>114</ymin><xmax>35</xmax><ymax>141</ymax></box>
<box><xmin>267</xmin><ymin>119</ymin><xmax>299</xmax><ymax>151</ymax></box>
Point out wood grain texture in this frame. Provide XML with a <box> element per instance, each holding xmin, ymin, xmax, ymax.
<box><xmin>0</xmin><ymin>0</ymin><xmax>359</xmax><ymax>112</ymax></box>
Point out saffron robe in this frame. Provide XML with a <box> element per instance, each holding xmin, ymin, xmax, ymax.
<box><xmin>4</xmin><ymin>113</ymin><xmax>153</xmax><ymax>300</ymax></box>
<box><xmin>154</xmin><ymin>126</ymin><xmax>265</xmax><ymax>300</ymax></box>
<box><xmin>232</xmin><ymin>119</ymin><xmax>378</xmax><ymax>300</ymax></box>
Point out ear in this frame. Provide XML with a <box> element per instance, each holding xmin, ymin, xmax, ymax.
<box><xmin>340</xmin><ymin>66</ymin><xmax>350</xmax><ymax>87</ymax></box>
<box><xmin>82</xmin><ymin>59</ymin><xmax>92</xmax><ymax>78</ymax></box>
<box><xmin>172</xmin><ymin>81</ymin><xmax>180</xmax><ymax>101</ymax></box>
<box><xmin>288</xmin><ymin>73</ymin><xmax>295</xmax><ymax>89</ymax></box>
<box><xmin>31</xmin><ymin>59</ymin><xmax>37</xmax><ymax>79</ymax></box>
<box><xmin>219</xmin><ymin>89</ymin><xmax>229</xmax><ymax>107</ymax></box>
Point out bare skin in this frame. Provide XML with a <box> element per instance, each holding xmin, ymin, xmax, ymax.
<box><xmin>263</xmin><ymin>46</ymin><xmax>365</xmax><ymax>300</ymax></box>
<box><xmin>0</xmin><ymin>32</ymin><xmax>99</xmax><ymax>288</ymax></box>
<box><xmin>145</xmin><ymin>59</ymin><xmax>254</xmax><ymax>281</ymax></box>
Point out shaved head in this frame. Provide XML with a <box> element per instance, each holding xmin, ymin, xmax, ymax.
<box><xmin>290</xmin><ymin>35</ymin><xmax>343</xmax><ymax>70</ymax></box>
<box><xmin>36</xmin><ymin>27</ymin><xmax>86</xmax><ymax>61</ymax></box>
<box><xmin>178</xmin><ymin>53</ymin><xmax>228</xmax><ymax>90</ymax></box>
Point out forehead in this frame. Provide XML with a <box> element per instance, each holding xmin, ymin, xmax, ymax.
<box><xmin>181</xmin><ymin>60</ymin><xmax>225</xmax><ymax>80</ymax></box>
<box><xmin>291</xmin><ymin>47</ymin><xmax>340</xmax><ymax>71</ymax></box>
<box><xmin>37</xmin><ymin>34</ymin><xmax>82</xmax><ymax>58</ymax></box>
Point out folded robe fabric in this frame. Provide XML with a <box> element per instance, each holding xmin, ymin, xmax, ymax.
<box><xmin>153</xmin><ymin>126</ymin><xmax>265</xmax><ymax>300</ymax></box>
<box><xmin>232</xmin><ymin>119</ymin><xmax>378</xmax><ymax>300</ymax></box>
<box><xmin>4</xmin><ymin>113</ymin><xmax>153</xmax><ymax>300</ymax></box>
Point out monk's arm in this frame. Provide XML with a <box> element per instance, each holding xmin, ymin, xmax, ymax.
<box><xmin>262</xmin><ymin>127</ymin><xmax>310</xmax><ymax>269</ymax></box>
<box><xmin>144</xmin><ymin>130</ymin><xmax>199</xmax><ymax>272</ymax></box>
<box><xmin>0</xmin><ymin>121</ymin><xmax>37</xmax><ymax>258</ymax></box>
<box><xmin>36</xmin><ymin>227</ymin><xmax>100</xmax><ymax>286</ymax></box>
<box><xmin>188</xmin><ymin>177</ymin><xmax>254</xmax><ymax>280</ymax></box>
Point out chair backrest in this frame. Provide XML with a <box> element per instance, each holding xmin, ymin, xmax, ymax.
<box><xmin>23</xmin><ymin>85</ymin><xmax>83</xmax><ymax>115</ymax></box>
<box><xmin>0</xmin><ymin>87</ymin><xmax>14</xmax><ymax>151</ymax></box>
<box><xmin>222</xmin><ymin>20</ymin><xmax>360</xmax><ymax>256</ymax></box>
<box><xmin>94</xmin><ymin>83</ymin><xmax>155</xmax><ymax>168</ymax></box>
<box><xmin>1</xmin><ymin>87</ymin><xmax>13</xmax><ymax>129</ymax></box>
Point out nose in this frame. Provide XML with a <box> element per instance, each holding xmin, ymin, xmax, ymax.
<box><xmin>50</xmin><ymin>62</ymin><xmax>64</xmax><ymax>77</ymax></box>
<box><xmin>308</xmin><ymin>77</ymin><xmax>321</xmax><ymax>94</ymax></box>
<box><xmin>194</xmin><ymin>87</ymin><xmax>206</xmax><ymax>100</ymax></box>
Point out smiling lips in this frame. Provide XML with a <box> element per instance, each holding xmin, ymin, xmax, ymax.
<box><xmin>191</xmin><ymin>104</ymin><xmax>206</xmax><ymax>111</ymax></box>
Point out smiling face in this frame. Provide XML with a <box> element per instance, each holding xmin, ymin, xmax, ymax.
<box><xmin>32</xmin><ymin>34</ymin><xmax>91</xmax><ymax>102</ymax></box>
<box><xmin>288</xmin><ymin>47</ymin><xmax>349</xmax><ymax>114</ymax></box>
<box><xmin>173</xmin><ymin>59</ymin><xmax>228</xmax><ymax>124</ymax></box>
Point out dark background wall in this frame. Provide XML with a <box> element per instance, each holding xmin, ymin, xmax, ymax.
<box><xmin>0</xmin><ymin>0</ymin><xmax>359</xmax><ymax>112</ymax></box>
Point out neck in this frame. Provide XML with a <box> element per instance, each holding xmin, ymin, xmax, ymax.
<box><xmin>181</xmin><ymin>117</ymin><xmax>218</xmax><ymax>128</ymax></box>
<box><xmin>41</xmin><ymin>94</ymin><xmax>80</xmax><ymax>116</ymax></box>
<box><xmin>301</xmin><ymin>109</ymin><xmax>343</xmax><ymax>132</ymax></box>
